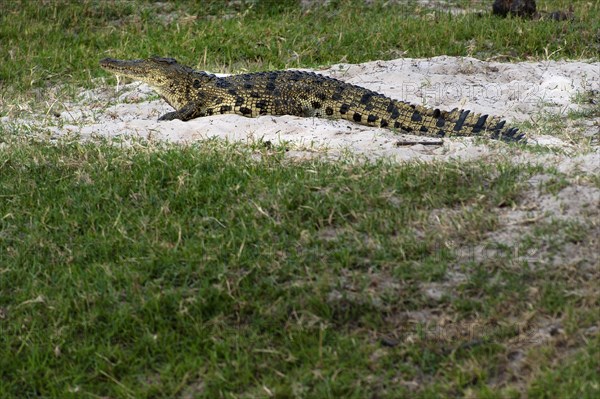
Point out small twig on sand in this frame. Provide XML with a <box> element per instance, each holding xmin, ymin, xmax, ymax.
<box><xmin>395</xmin><ymin>140</ymin><xmax>444</xmax><ymax>146</ymax></box>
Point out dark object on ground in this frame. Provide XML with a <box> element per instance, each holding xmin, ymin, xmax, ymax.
<box><xmin>493</xmin><ymin>0</ymin><xmax>574</xmax><ymax>21</ymax></box>
<box><xmin>492</xmin><ymin>0</ymin><xmax>536</xmax><ymax>18</ymax></box>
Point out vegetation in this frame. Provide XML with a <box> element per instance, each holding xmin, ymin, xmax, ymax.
<box><xmin>1</xmin><ymin>1</ymin><xmax>598</xmax><ymax>397</ymax></box>
<box><xmin>0</xmin><ymin>0</ymin><xmax>598</xmax><ymax>100</ymax></box>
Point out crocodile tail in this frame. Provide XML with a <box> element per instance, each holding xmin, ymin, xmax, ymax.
<box><xmin>396</xmin><ymin>102</ymin><xmax>525</xmax><ymax>143</ymax></box>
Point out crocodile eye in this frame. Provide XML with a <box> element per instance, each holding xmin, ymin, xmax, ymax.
<box><xmin>193</xmin><ymin>79</ymin><xmax>201</xmax><ymax>88</ymax></box>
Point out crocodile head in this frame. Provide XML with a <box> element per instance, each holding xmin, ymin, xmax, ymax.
<box><xmin>100</xmin><ymin>56</ymin><xmax>205</xmax><ymax>109</ymax></box>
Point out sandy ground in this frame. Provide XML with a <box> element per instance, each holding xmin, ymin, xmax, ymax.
<box><xmin>6</xmin><ymin>56</ymin><xmax>597</xmax><ymax>164</ymax></box>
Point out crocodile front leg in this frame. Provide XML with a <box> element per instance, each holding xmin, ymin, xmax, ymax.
<box><xmin>159</xmin><ymin>101</ymin><xmax>209</xmax><ymax>121</ymax></box>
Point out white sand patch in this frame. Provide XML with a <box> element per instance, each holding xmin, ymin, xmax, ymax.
<box><xmin>3</xmin><ymin>56</ymin><xmax>599</xmax><ymax>168</ymax></box>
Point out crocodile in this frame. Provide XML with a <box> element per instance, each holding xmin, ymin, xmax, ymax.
<box><xmin>100</xmin><ymin>56</ymin><xmax>524</xmax><ymax>142</ymax></box>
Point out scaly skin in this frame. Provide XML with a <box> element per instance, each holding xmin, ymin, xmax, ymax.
<box><xmin>100</xmin><ymin>56</ymin><xmax>524</xmax><ymax>142</ymax></box>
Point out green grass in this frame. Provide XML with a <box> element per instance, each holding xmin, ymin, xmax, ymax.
<box><xmin>1</xmin><ymin>0</ymin><xmax>598</xmax><ymax>104</ymax></box>
<box><xmin>1</xmin><ymin>135</ymin><xmax>598</xmax><ymax>397</ymax></box>
<box><xmin>1</xmin><ymin>1</ymin><xmax>599</xmax><ymax>397</ymax></box>
<box><xmin>528</xmin><ymin>339</ymin><xmax>600</xmax><ymax>398</ymax></box>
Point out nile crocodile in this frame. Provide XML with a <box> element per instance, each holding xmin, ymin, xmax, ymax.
<box><xmin>100</xmin><ymin>57</ymin><xmax>524</xmax><ymax>142</ymax></box>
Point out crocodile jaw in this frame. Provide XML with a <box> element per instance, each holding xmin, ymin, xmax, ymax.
<box><xmin>100</xmin><ymin>57</ymin><xmax>192</xmax><ymax>108</ymax></box>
